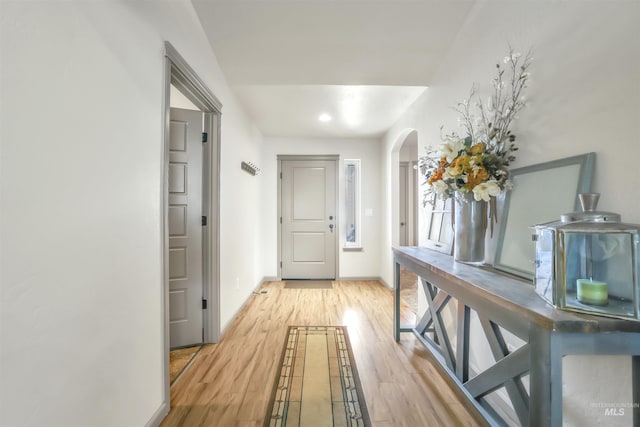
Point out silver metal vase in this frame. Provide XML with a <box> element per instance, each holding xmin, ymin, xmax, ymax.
<box><xmin>453</xmin><ymin>192</ymin><xmax>487</xmax><ymax>264</ymax></box>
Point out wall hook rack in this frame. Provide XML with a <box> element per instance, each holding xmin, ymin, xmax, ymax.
<box><xmin>241</xmin><ymin>161</ymin><xmax>260</xmax><ymax>176</ymax></box>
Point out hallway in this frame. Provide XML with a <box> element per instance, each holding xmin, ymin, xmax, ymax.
<box><xmin>162</xmin><ymin>280</ymin><xmax>484</xmax><ymax>426</ymax></box>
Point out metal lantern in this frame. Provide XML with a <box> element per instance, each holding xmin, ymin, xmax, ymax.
<box><xmin>532</xmin><ymin>193</ymin><xmax>640</xmax><ymax>320</ymax></box>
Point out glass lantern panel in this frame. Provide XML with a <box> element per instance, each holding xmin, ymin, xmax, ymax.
<box><xmin>562</xmin><ymin>232</ymin><xmax>635</xmax><ymax>318</ymax></box>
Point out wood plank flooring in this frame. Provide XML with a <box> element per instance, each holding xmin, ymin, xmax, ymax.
<box><xmin>161</xmin><ymin>280</ymin><xmax>485</xmax><ymax>427</ymax></box>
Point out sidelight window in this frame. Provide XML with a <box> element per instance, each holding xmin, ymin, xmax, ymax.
<box><xmin>344</xmin><ymin>159</ymin><xmax>361</xmax><ymax>248</ymax></box>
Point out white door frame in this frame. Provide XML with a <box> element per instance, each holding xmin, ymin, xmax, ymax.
<box><xmin>399</xmin><ymin>160</ymin><xmax>419</xmax><ymax>246</ymax></box>
<box><xmin>392</xmin><ymin>129</ymin><xmax>418</xmax><ymax>248</ymax></box>
<box><xmin>160</xmin><ymin>42</ymin><xmax>221</xmax><ymax>415</ymax></box>
<box><xmin>412</xmin><ymin>160</ymin><xmax>419</xmax><ymax>245</ymax></box>
<box><xmin>399</xmin><ymin>161</ymin><xmax>409</xmax><ymax>246</ymax></box>
<box><xmin>277</xmin><ymin>154</ymin><xmax>339</xmax><ymax>279</ymax></box>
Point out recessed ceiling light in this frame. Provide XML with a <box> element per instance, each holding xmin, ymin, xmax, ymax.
<box><xmin>318</xmin><ymin>113</ymin><xmax>332</xmax><ymax>122</ymax></box>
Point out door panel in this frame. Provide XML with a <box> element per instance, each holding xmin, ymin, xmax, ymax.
<box><xmin>169</xmin><ymin>247</ymin><xmax>188</xmax><ymax>279</ymax></box>
<box><xmin>292</xmin><ymin>232</ymin><xmax>326</xmax><ymax>262</ymax></box>
<box><xmin>169</xmin><ymin>107</ymin><xmax>203</xmax><ymax>348</ymax></box>
<box><xmin>281</xmin><ymin>160</ymin><xmax>336</xmax><ymax>279</ymax></box>
<box><xmin>168</xmin><ymin>206</ymin><xmax>187</xmax><ymax>236</ymax></box>
<box><xmin>292</xmin><ymin>167</ymin><xmax>326</xmax><ymax>219</ymax></box>
<box><xmin>168</xmin><ymin>164</ymin><xmax>187</xmax><ymax>193</ymax></box>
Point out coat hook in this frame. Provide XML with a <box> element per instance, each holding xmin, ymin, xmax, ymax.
<box><xmin>241</xmin><ymin>161</ymin><xmax>260</xmax><ymax>176</ymax></box>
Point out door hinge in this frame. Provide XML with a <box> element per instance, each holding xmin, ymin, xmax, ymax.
<box><xmin>202</xmin><ymin>299</ymin><xmax>207</xmax><ymax>310</ymax></box>
<box><xmin>202</xmin><ymin>216</ymin><xmax>207</xmax><ymax>226</ymax></box>
<box><xmin>202</xmin><ymin>132</ymin><xmax>208</xmax><ymax>143</ymax></box>
<box><xmin>280</xmin><ymin>216</ymin><xmax>282</xmax><ymax>224</ymax></box>
<box><xmin>280</xmin><ymin>172</ymin><xmax>282</xmax><ymax>179</ymax></box>
<box><xmin>280</xmin><ymin>261</ymin><xmax>282</xmax><ymax>268</ymax></box>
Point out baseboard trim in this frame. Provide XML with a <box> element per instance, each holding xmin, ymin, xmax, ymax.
<box><xmin>338</xmin><ymin>276</ymin><xmax>380</xmax><ymax>281</ymax></box>
<box><xmin>337</xmin><ymin>276</ymin><xmax>392</xmax><ymax>289</ymax></box>
<box><xmin>377</xmin><ymin>277</ymin><xmax>392</xmax><ymax>289</ymax></box>
<box><xmin>145</xmin><ymin>400</ymin><xmax>169</xmax><ymax>427</ymax></box>
<box><xmin>258</xmin><ymin>276</ymin><xmax>389</xmax><ymax>286</ymax></box>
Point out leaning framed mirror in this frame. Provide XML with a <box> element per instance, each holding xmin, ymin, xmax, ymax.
<box><xmin>493</xmin><ymin>152</ymin><xmax>596</xmax><ymax>279</ymax></box>
<box><xmin>423</xmin><ymin>195</ymin><xmax>454</xmax><ymax>255</ymax></box>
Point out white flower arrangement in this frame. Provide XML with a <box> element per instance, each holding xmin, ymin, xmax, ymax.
<box><xmin>420</xmin><ymin>46</ymin><xmax>533</xmax><ymax>205</ymax></box>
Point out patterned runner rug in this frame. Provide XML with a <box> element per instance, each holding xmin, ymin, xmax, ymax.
<box><xmin>265</xmin><ymin>326</ymin><xmax>371</xmax><ymax>427</ymax></box>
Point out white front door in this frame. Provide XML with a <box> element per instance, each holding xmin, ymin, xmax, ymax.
<box><xmin>169</xmin><ymin>107</ymin><xmax>203</xmax><ymax>348</ymax></box>
<box><xmin>281</xmin><ymin>159</ymin><xmax>337</xmax><ymax>279</ymax></box>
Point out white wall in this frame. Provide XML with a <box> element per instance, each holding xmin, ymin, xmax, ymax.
<box><xmin>260</xmin><ymin>137</ymin><xmax>382</xmax><ymax>280</ymax></box>
<box><xmin>0</xmin><ymin>1</ymin><xmax>263</xmax><ymax>426</ymax></box>
<box><xmin>170</xmin><ymin>84</ymin><xmax>199</xmax><ymax>111</ymax></box>
<box><xmin>381</xmin><ymin>1</ymin><xmax>639</xmax><ymax>426</ymax></box>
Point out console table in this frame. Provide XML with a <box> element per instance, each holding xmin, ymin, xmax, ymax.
<box><xmin>393</xmin><ymin>246</ymin><xmax>640</xmax><ymax>427</ymax></box>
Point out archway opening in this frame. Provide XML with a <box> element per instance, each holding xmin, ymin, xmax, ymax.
<box><xmin>392</xmin><ymin>129</ymin><xmax>419</xmax><ymax>320</ymax></box>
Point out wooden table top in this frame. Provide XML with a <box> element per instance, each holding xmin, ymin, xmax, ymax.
<box><xmin>393</xmin><ymin>246</ymin><xmax>640</xmax><ymax>334</ymax></box>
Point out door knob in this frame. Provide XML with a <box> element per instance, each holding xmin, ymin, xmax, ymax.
<box><xmin>329</xmin><ymin>215</ymin><xmax>334</xmax><ymax>220</ymax></box>
<box><xmin>329</xmin><ymin>224</ymin><xmax>334</xmax><ymax>232</ymax></box>
<box><xmin>400</xmin><ymin>222</ymin><xmax>405</xmax><ymax>226</ymax></box>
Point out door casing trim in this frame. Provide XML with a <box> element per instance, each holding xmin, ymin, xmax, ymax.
<box><xmin>277</xmin><ymin>155</ymin><xmax>339</xmax><ymax>279</ymax></box>
<box><xmin>158</xmin><ymin>41</ymin><xmax>221</xmax><ymax>422</ymax></box>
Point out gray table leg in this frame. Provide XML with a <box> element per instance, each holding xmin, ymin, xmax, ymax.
<box><xmin>633</xmin><ymin>356</ymin><xmax>639</xmax><ymax>426</ymax></box>
<box><xmin>456</xmin><ymin>304</ymin><xmax>470</xmax><ymax>382</ymax></box>
<box><xmin>529</xmin><ymin>328</ymin><xmax>563</xmax><ymax>427</ymax></box>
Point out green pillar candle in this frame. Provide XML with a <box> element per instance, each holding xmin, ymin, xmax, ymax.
<box><xmin>576</xmin><ymin>279</ymin><xmax>608</xmax><ymax>305</ymax></box>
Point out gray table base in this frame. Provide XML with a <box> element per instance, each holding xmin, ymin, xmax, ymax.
<box><xmin>393</xmin><ymin>247</ymin><xmax>640</xmax><ymax>427</ymax></box>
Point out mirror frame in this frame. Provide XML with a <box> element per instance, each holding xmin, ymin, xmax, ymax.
<box><xmin>493</xmin><ymin>152</ymin><xmax>596</xmax><ymax>279</ymax></box>
<box><xmin>423</xmin><ymin>196</ymin><xmax>454</xmax><ymax>255</ymax></box>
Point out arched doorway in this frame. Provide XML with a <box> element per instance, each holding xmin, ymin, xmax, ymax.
<box><xmin>392</xmin><ymin>129</ymin><xmax>419</xmax><ymax>319</ymax></box>
<box><xmin>397</xmin><ymin>132</ymin><xmax>419</xmax><ymax>246</ymax></box>
<box><xmin>391</xmin><ymin>129</ymin><xmax>419</xmax><ymax>247</ymax></box>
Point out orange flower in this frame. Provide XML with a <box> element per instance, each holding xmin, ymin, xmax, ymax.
<box><xmin>428</xmin><ymin>168</ymin><xmax>444</xmax><ymax>184</ymax></box>
<box><xmin>427</xmin><ymin>156</ymin><xmax>449</xmax><ymax>184</ymax></box>
<box><xmin>466</xmin><ymin>167</ymin><xmax>490</xmax><ymax>189</ymax></box>
<box><xmin>469</xmin><ymin>143</ymin><xmax>485</xmax><ymax>155</ymax></box>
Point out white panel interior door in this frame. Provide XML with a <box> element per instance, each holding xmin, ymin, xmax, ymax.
<box><xmin>399</xmin><ymin>162</ymin><xmax>408</xmax><ymax>246</ymax></box>
<box><xmin>281</xmin><ymin>159</ymin><xmax>336</xmax><ymax>279</ymax></box>
<box><xmin>169</xmin><ymin>107</ymin><xmax>203</xmax><ymax>348</ymax></box>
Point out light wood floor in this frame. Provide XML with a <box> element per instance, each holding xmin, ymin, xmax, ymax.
<box><xmin>161</xmin><ymin>280</ymin><xmax>485</xmax><ymax>427</ymax></box>
<box><xmin>399</xmin><ymin>266</ymin><xmax>419</xmax><ymax>315</ymax></box>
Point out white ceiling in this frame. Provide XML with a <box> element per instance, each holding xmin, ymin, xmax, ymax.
<box><xmin>192</xmin><ymin>0</ymin><xmax>476</xmax><ymax>138</ymax></box>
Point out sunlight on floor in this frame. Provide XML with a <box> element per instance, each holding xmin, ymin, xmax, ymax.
<box><xmin>342</xmin><ymin>308</ymin><xmax>358</xmax><ymax>328</ymax></box>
